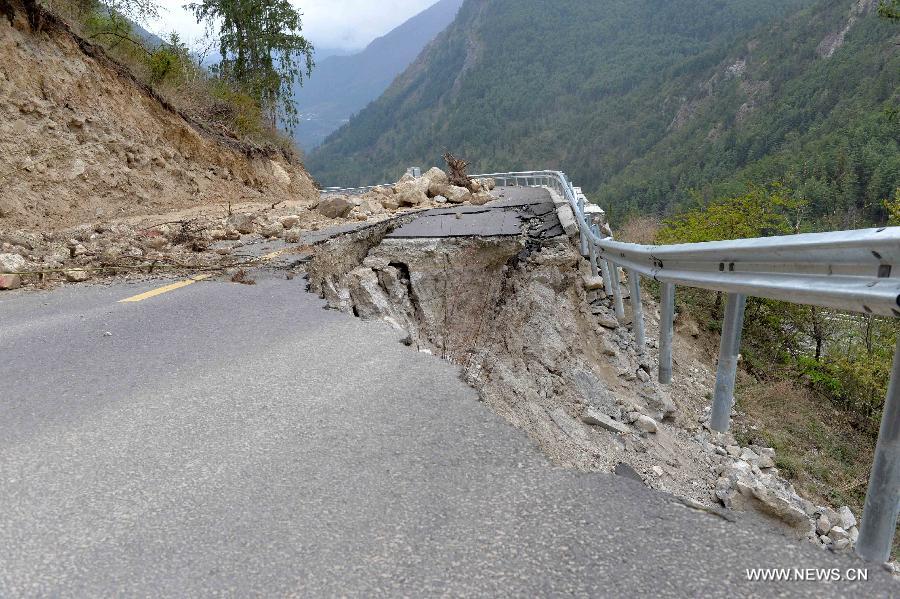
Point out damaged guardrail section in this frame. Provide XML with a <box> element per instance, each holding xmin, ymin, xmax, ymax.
<box><xmin>326</xmin><ymin>168</ymin><xmax>900</xmax><ymax>564</ymax></box>
<box><xmin>481</xmin><ymin>169</ymin><xmax>900</xmax><ymax>565</ymax></box>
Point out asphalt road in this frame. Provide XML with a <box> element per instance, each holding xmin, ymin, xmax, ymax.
<box><xmin>0</xmin><ymin>193</ymin><xmax>895</xmax><ymax>597</ymax></box>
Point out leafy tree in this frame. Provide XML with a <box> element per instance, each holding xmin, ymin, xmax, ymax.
<box><xmin>146</xmin><ymin>33</ymin><xmax>191</xmax><ymax>84</ymax></box>
<box><xmin>879</xmin><ymin>0</ymin><xmax>900</xmax><ymax>20</ymax></box>
<box><xmin>883</xmin><ymin>188</ymin><xmax>900</xmax><ymax>224</ymax></box>
<box><xmin>656</xmin><ymin>184</ymin><xmax>805</xmax><ymax>243</ymax></box>
<box><xmin>189</xmin><ymin>0</ymin><xmax>314</xmax><ymax>131</ymax></box>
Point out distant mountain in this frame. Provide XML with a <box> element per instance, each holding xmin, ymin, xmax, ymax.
<box><xmin>292</xmin><ymin>0</ymin><xmax>464</xmax><ymax>152</ymax></box>
<box><xmin>307</xmin><ymin>0</ymin><xmax>899</xmax><ymax>227</ymax></box>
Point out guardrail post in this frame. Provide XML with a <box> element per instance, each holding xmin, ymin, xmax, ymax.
<box><xmin>588</xmin><ymin>225</ymin><xmax>600</xmax><ymax>277</ymax></box>
<box><xmin>628</xmin><ymin>269</ymin><xmax>645</xmax><ymax>354</ymax></box>
<box><xmin>577</xmin><ymin>193</ymin><xmax>588</xmax><ymax>257</ymax></box>
<box><xmin>606</xmin><ymin>260</ymin><xmax>625</xmax><ymax>322</ymax></box>
<box><xmin>856</xmin><ymin>336</ymin><xmax>900</xmax><ymax>563</ymax></box>
<box><xmin>710</xmin><ymin>293</ymin><xmax>747</xmax><ymax>432</ymax></box>
<box><xmin>659</xmin><ymin>282</ymin><xmax>675</xmax><ymax>384</ymax></box>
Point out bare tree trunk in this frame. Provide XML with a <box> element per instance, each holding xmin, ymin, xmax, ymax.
<box><xmin>443</xmin><ymin>152</ymin><xmax>472</xmax><ymax>187</ymax></box>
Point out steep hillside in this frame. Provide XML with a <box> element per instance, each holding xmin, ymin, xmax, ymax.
<box><xmin>0</xmin><ymin>1</ymin><xmax>318</xmax><ymax>231</ymax></box>
<box><xmin>307</xmin><ymin>0</ymin><xmax>898</xmax><ymax>226</ymax></box>
<box><xmin>292</xmin><ymin>0</ymin><xmax>463</xmax><ymax>152</ymax></box>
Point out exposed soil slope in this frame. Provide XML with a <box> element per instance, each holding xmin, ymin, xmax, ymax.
<box><xmin>0</xmin><ymin>1</ymin><xmax>318</xmax><ymax>231</ymax></box>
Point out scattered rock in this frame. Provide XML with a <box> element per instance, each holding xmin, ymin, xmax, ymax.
<box><xmin>478</xmin><ymin>177</ymin><xmax>496</xmax><ymax>191</ymax></box>
<box><xmin>394</xmin><ymin>181</ymin><xmax>428</xmax><ymax>207</ymax></box>
<box><xmin>469</xmin><ymin>191</ymin><xmax>494</xmax><ymax>206</ymax></box>
<box><xmin>280</xmin><ymin>215</ymin><xmax>300</xmax><ymax>229</ymax></box>
<box><xmin>597</xmin><ymin>315</ymin><xmax>619</xmax><ymax>329</ymax></box>
<box><xmin>583</xmin><ymin>275</ymin><xmax>604</xmax><ymax>290</ymax></box>
<box><xmin>260</xmin><ymin>221</ymin><xmax>284</xmax><ymax>238</ymax></box>
<box><xmin>318</xmin><ymin>196</ymin><xmax>354</xmax><ymax>219</ymax></box>
<box><xmin>423</xmin><ymin>167</ymin><xmax>449</xmax><ymax>188</ymax></box>
<box><xmin>227</xmin><ymin>213</ymin><xmax>256</xmax><ymax>234</ymax></box>
<box><xmin>0</xmin><ymin>273</ymin><xmax>22</xmax><ymax>290</ymax></box>
<box><xmin>828</xmin><ymin>526</ymin><xmax>849</xmax><ymax>542</ymax></box>
<box><xmin>837</xmin><ymin>505</ymin><xmax>857</xmax><ymax>530</ymax></box>
<box><xmin>816</xmin><ymin>513</ymin><xmax>832</xmax><ymax>535</ymax></box>
<box><xmin>634</xmin><ymin>415</ymin><xmax>658</xmax><ymax>433</ymax></box>
<box><xmin>0</xmin><ymin>253</ymin><xmax>27</xmax><ymax>273</ymax></box>
<box><xmin>442</xmin><ymin>185</ymin><xmax>471</xmax><ymax>204</ymax></box>
<box><xmin>581</xmin><ymin>406</ymin><xmax>630</xmax><ymax>435</ymax></box>
<box><xmin>64</xmin><ymin>268</ymin><xmax>89</xmax><ymax>282</ymax></box>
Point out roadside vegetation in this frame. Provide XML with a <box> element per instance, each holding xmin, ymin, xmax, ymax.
<box><xmin>613</xmin><ymin>6</ymin><xmax>900</xmax><ymax>552</ymax></box>
<box><xmin>628</xmin><ymin>175</ymin><xmax>900</xmax><ymax>554</ymax></box>
<box><xmin>39</xmin><ymin>0</ymin><xmax>313</xmax><ymax>152</ymax></box>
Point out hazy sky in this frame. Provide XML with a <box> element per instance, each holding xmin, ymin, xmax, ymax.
<box><xmin>148</xmin><ymin>1</ymin><xmax>439</xmax><ymax>53</ymax></box>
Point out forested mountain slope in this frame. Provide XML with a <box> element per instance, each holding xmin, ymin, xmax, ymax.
<box><xmin>292</xmin><ymin>0</ymin><xmax>463</xmax><ymax>152</ymax></box>
<box><xmin>307</xmin><ymin>0</ymin><xmax>899</xmax><ymax>226</ymax></box>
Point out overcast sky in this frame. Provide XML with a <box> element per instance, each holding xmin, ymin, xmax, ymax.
<box><xmin>148</xmin><ymin>0</ymin><xmax>439</xmax><ymax>54</ymax></box>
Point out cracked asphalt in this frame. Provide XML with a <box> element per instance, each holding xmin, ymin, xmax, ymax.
<box><xmin>0</xmin><ymin>190</ymin><xmax>895</xmax><ymax>597</ymax></box>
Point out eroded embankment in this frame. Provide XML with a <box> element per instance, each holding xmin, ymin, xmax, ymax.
<box><xmin>0</xmin><ymin>2</ymin><xmax>318</xmax><ymax>231</ymax></box>
<box><xmin>304</xmin><ymin>202</ymin><xmax>871</xmax><ymax>556</ymax></box>
<box><xmin>306</xmin><ymin>212</ymin><xmax>725</xmax><ymax>508</ymax></box>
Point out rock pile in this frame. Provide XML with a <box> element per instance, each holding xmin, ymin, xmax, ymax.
<box><xmin>0</xmin><ymin>210</ymin><xmax>314</xmax><ymax>288</ymax></box>
<box><xmin>691</xmin><ymin>416</ymin><xmax>861</xmax><ymax>553</ymax></box>
<box><xmin>317</xmin><ymin>167</ymin><xmax>497</xmax><ymax>220</ymax></box>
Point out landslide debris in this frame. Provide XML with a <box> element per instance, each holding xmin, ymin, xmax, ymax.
<box><xmin>0</xmin><ymin>167</ymin><xmax>493</xmax><ymax>289</ymax></box>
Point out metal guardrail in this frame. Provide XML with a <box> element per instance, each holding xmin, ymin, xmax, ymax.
<box><xmin>484</xmin><ymin>169</ymin><xmax>900</xmax><ymax>564</ymax></box>
<box><xmin>324</xmin><ymin>167</ymin><xmax>900</xmax><ymax>562</ymax></box>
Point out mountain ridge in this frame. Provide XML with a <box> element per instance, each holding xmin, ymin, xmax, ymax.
<box><xmin>307</xmin><ymin>0</ymin><xmax>899</xmax><ymax>226</ymax></box>
<box><xmin>292</xmin><ymin>0</ymin><xmax>463</xmax><ymax>152</ymax></box>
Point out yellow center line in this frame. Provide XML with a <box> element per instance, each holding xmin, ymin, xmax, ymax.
<box><xmin>261</xmin><ymin>247</ymin><xmax>296</xmax><ymax>260</ymax></box>
<box><xmin>118</xmin><ymin>274</ymin><xmax>212</xmax><ymax>303</ymax></box>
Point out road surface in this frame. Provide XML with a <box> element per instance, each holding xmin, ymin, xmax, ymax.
<box><xmin>0</xmin><ymin>191</ymin><xmax>894</xmax><ymax>596</ymax></box>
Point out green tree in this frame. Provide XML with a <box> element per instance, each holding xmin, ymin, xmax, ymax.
<box><xmin>656</xmin><ymin>184</ymin><xmax>805</xmax><ymax>243</ymax></box>
<box><xmin>189</xmin><ymin>0</ymin><xmax>314</xmax><ymax>131</ymax></box>
<box><xmin>883</xmin><ymin>188</ymin><xmax>900</xmax><ymax>224</ymax></box>
<box><xmin>879</xmin><ymin>0</ymin><xmax>900</xmax><ymax>21</ymax></box>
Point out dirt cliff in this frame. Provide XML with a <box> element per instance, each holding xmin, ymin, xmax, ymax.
<box><xmin>0</xmin><ymin>1</ymin><xmax>318</xmax><ymax>232</ymax></box>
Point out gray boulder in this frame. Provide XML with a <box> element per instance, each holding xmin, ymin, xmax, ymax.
<box><xmin>318</xmin><ymin>196</ymin><xmax>354</xmax><ymax>219</ymax></box>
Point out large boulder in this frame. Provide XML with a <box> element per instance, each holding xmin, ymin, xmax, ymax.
<box><xmin>318</xmin><ymin>195</ymin><xmax>354</xmax><ymax>219</ymax></box>
<box><xmin>0</xmin><ymin>274</ymin><xmax>21</xmax><ymax>290</ymax></box>
<box><xmin>469</xmin><ymin>192</ymin><xmax>494</xmax><ymax>206</ymax></box>
<box><xmin>478</xmin><ymin>177</ymin><xmax>496</xmax><ymax>191</ymax></box>
<box><xmin>423</xmin><ymin>167</ymin><xmax>449</xmax><ymax>189</ymax></box>
<box><xmin>280</xmin><ymin>215</ymin><xmax>300</xmax><ymax>229</ymax></box>
<box><xmin>441</xmin><ymin>185</ymin><xmax>471</xmax><ymax>204</ymax></box>
<box><xmin>260</xmin><ymin>221</ymin><xmax>284</xmax><ymax>238</ymax></box>
<box><xmin>394</xmin><ymin>180</ymin><xmax>428</xmax><ymax>207</ymax></box>
<box><xmin>0</xmin><ymin>253</ymin><xmax>27</xmax><ymax>274</ymax></box>
<box><xmin>226</xmin><ymin>213</ymin><xmax>256</xmax><ymax>234</ymax></box>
